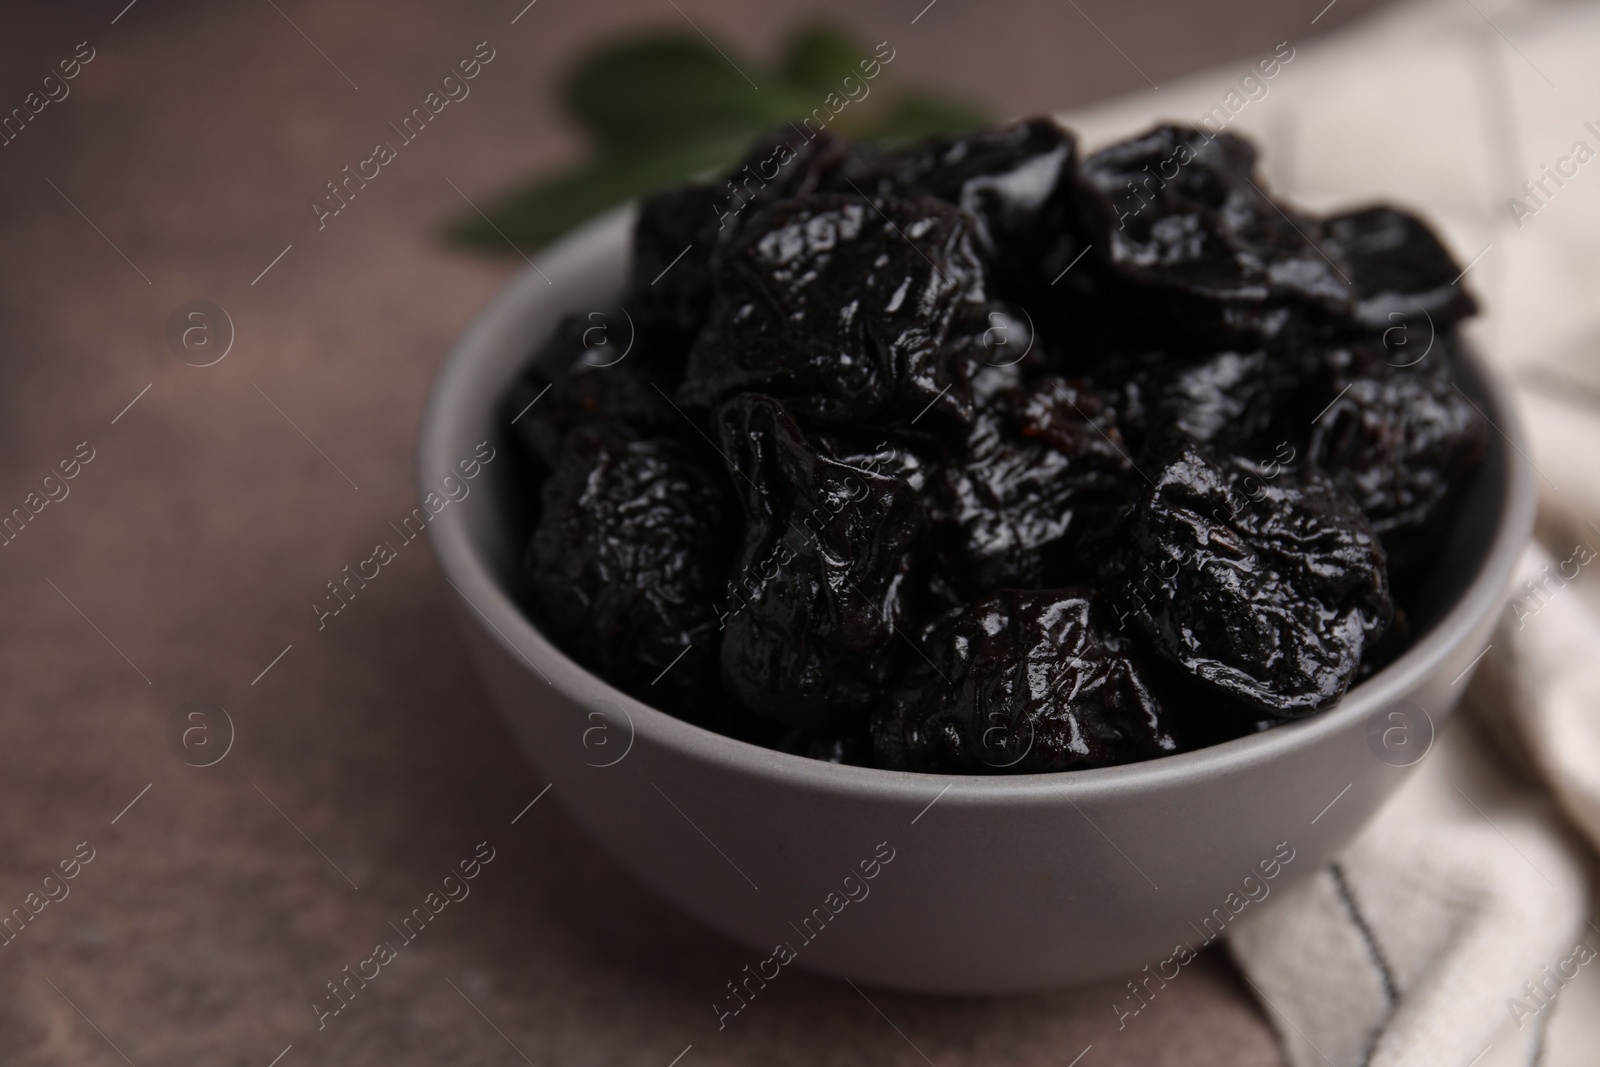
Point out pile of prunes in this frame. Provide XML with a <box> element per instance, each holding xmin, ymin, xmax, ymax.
<box><xmin>507</xmin><ymin>118</ymin><xmax>1488</xmax><ymax>774</ymax></box>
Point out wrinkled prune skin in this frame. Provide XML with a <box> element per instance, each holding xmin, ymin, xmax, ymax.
<box><xmin>526</xmin><ymin>424</ymin><xmax>733</xmax><ymax>721</ymax></box>
<box><xmin>507</xmin><ymin>311</ymin><xmax>676</xmax><ymax>470</ymax></box>
<box><xmin>714</xmin><ymin>395</ymin><xmax>927</xmax><ymax>732</ymax></box>
<box><xmin>836</xmin><ymin>118</ymin><xmax>1108</xmax><ymax>358</ymax></box>
<box><xmin>720</xmin><ymin>127</ymin><xmax>852</xmax><ymax>219</ymax></box>
<box><xmin>630</xmin><ymin>132</ymin><xmax>851</xmax><ymax>351</ymax></box>
<box><xmin>1155</xmin><ymin>348</ymin><xmax>1323</xmax><ymax>460</ymax></box>
<box><xmin>1077</xmin><ymin>125</ymin><xmax>1349</xmax><ymax>345</ymax></box>
<box><xmin>1358</xmin><ymin>605</ymin><xmax>1411</xmax><ymax>681</ymax></box>
<box><xmin>826</xmin><ymin>434</ymin><xmax>935</xmax><ymax>494</ymax></box>
<box><xmin>678</xmin><ymin>194</ymin><xmax>989</xmax><ymax>429</ymax></box>
<box><xmin>1160</xmin><ymin>351</ymin><xmax>1274</xmax><ymax>447</ymax></box>
<box><xmin>1321</xmin><ymin>206</ymin><xmax>1478</xmax><ymax>331</ymax></box>
<box><xmin>874</xmin><ymin>590</ymin><xmax>1177</xmax><ymax>773</ymax></box>
<box><xmin>1307</xmin><ymin>340</ymin><xmax>1488</xmax><ymax>574</ymax></box>
<box><xmin>1076</xmin><ymin>349</ymin><xmax>1166</xmax><ymax>456</ymax></box>
<box><xmin>510</xmin><ymin>119</ymin><xmax>1491</xmax><ymax>772</ymax></box>
<box><xmin>1111</xmin><ymin>443</ymin><xmax>1393</xmax><ymax>718</ymax></box>
<box><xmin>838</xmin><ymin>118</ymin><xmax>1086</xmax><ymax>295</ymax></box>
<box><xmin>971</xmin><ymin>301</ymin><xmax>1049</xmax><ymax>395</ymax></box>
<box><xmin>935</xmin><ymin>377</ymin><xmax>1131</xmax><ymax>591</ymax></box>
<box><xmin>631</xmin><ymin>184</ymin><xmax>723</xmax><ymax>352</ymax></box>
<box><xmin>1080</xmin><ymin>346</ymin><xmax>1312</xmax><ymax>465</ymax></box>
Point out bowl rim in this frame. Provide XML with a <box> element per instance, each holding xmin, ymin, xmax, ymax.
<box><xmin>419</xmin><ymin>201</ymin><xmax>1536</xmax><ymax>806</ymax></box>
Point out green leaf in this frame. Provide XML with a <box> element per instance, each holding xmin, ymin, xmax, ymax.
<box><xmin>779</xmin><ymin>22</ymin><xmax>871</xmax><ymax>96</ymax></box>
<box><xmin>447</xmin><ymin>137</ymin><xmax>749</xmax><ymax>253</ymax></box>
<box><xmin>448</xmin><ymin>20</ymin><xmax>996</xmax><ymax>255</ymax></box>
<box><xmin>564</xmin><ymin>36</ymin><xmax>801</xmax><ymax>153</ymax></box>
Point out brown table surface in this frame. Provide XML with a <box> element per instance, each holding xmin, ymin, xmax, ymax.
<box><xmin>0</xmin><ymin>1</ymin><xmax>1392</xmax><ymax>1063</ymax></box>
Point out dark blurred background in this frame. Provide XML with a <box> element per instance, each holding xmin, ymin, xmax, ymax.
<box><xmin>0</xmin><ymin>2</ymin><xmax>1393</xmax><ymax>1064</ymax></box>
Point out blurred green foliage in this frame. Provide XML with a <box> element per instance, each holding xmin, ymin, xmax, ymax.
<box><xmin>449</xmin><ymin>22</ymin><xmax>990</xmax><ymax>254</ymax></box>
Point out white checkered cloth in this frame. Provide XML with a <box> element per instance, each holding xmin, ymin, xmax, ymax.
<box><xmin>1063</xmin><ymin>1</ymin><xmax>1600</xmax><ymax>1062</ymax></box>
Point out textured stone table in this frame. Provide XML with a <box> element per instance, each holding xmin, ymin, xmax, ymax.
<box><xmin>0</xmin><ymin>1</ymin><xmax>1389</xmax><ymax>1062</ymax></box>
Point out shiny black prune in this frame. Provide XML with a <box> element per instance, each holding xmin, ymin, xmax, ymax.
<box><xmin>526</xmin><ymin>424</ymin><xmax>733</xmax><ymax>720</ymax></box>
<box><xmin>512</xmin><ymin>118</ymin><xmax>1491</xmax><ymax>773</ymax></box>
<box><xmin>935</xmin><ymin>376</ymin><xmax>1131</xmax><ymax>591</ymax></box>
<box><xmin>1322</xmin><ymin>206</ymin><xmax>1478</xmax><ymax>331</ymax></box>
<box><xmin>717</xmin><ymin>127</ymin><xmax>852</xmax><ymax>222</ymax></box>
<box><xmin>1076</xmin><ymin>350</ymin><xmax>1165</xmax><ymax>455</ymax></box>
<box><xmin>1307</xmin><ymin>340</ymin><xmax>1488</xmax><ymax>573</ymax></box>
<box><xmin>1076</xmin><ymin>125</ymin><xmax>1349</xmax><ymax>344</ymax></box>
<box><xmin>630</xmin><ymin>132</ymin><xmax>851</xmax><ymax>349</ymax></box>
<box><xmin>1069</xmin><ymin>324</ymin><xmax>1336</xmax><ymax>469</ymax></box>
<box><xmin>1078</xmin><ymin>347</ymin><xmax>1301</xmax><ymax>462</ymax></box>
<box><xmin>1160</xmin><ymin>351</ymin><xmax>1274</xmax><ymax>447</ymax></box>
<box><xmin>1111</xmin><ymin>442</ymin><xmax>1392</xmax><ymax>718</ymax></box>
<box><xmin>678</xmin><ymin>194</ymin><xmax>989</xmax><ymax>428</ymax></box>
<box><xmin>507</xmin><ymin>312</ymin><xmax>675</xmax><ymax>469</ymax></box>
<box><xmin>874</xmin><ymin>589</ymin><xmax>1177</xmax><ymax>773</ymax></box>
<box><xmin>970</xmin><ymin>301</ymin><xmax>1048</xmax><ymax>396</ymax></box>
<box><xmin>1155</xmin><ymin>348</ymin><xmax>1323</xmax><ymax>460</ymax></box>
<box><xmin>630</xmin><ymin>184</ymin><xmax>722</xmax><ymax>349</ymax></box>
<box><xmin>714</xmin><ymin>395</ymin><xmax>928</xmax><ymax>732</ymax></box>
<box><xmin>837</xmin><ymin>118</ymin><xmax>1085</xmax><ymax>295</ymax></box>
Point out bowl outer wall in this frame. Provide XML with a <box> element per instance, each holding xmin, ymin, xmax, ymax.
<box><xmin>418</xmin><ymin>203</ymin><xmax>1535</xmax><ymax>994</ymax></box>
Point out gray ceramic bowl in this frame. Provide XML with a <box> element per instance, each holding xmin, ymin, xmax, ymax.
<box><xmin>419</xmin><ymin>202</ymin><xmax>1533</xmax><ymax>994</ymax></box>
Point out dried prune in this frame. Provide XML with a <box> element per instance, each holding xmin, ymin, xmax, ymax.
<box><xmin>629</xmin><ymin>131</ymin><xmax>851</xmax><ymax>349</ymax></box>
<box><xmin>1306</xmin><ymin>340</ymin><xmax>1488</xmax><ymax>573</ymax></box>
<box><xmin>838</xmin><ymin>118</ymin><xmax>1085</xmax><ymax>295</ymax></box>
<box><xmin>511</xmin><ymin>118</ymin><xmax>1490</xmax><ymax>773</ymax></box>
<box><xmin>630</xmin><ymin>184</ymin><xmax>723</xmax><ymax>349</ymax></box>
<box><xmin>970</xmin><ymin>302</ymin><xmax>1047</xmax><ymax>396</ymax></box>
<box><xmin>714</xmin><ymin>395</ymin><xmax>927</xmax><ymax>731</ymax></box>
<box><xmin>678</xmin><ymin>194</ymin><xmax>988</xmax><ymax>428</ymax></box>
<box><xmin>1077</xmin><ymin>125</ymin><xmax>1350</xmax><ymax>344</ymax></box>
<box><xmin>1155</xmin><ymin>348</ymin><xmax>1324</xmax><ymax>461</ymax></box>
<box><xmin>1160</xmin><ymin>351</ymin><xmax>1274</xmax><ymax>447</ymax></box>
<box><xmin>526</xmin><ymin>424</ymin><xmax>733</xmax><ymax>720</ymax></box>
<box><xmin>715</xmin><ymin>127</ymin><xmax>852</xmax><ymax>225</ymax></box>
<box><xmin>874</xmin><ymin>590</ymin><xmax>1177</xmax><ymax>772</ymax></box>
<box><xmin>1071</xmin><ymin>349</ymin><xmax>1162</xmax><ymax>455</ymax></box>
<box><xmin>1321</xmin><ymin>206</ymin><xmax>1477</xmax><ymax>331</ymax></box>
<box><xmin>1110</xmin><ymin>442</ymin><xmax>1392</xmax><ymax>718</ymax></box>
<box><xmin>507</xmin><ymin>311</ymin><xmax>676</xmax><ymax>470</ymax></box>
<box><xmin>935</xmin><ymin>376</ymin><xmax>1130</xmax><ymax>591</ymax></box>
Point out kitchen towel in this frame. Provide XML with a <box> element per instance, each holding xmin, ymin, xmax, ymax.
<box><xmin>1062</xmin><ymin>0</ymin><xmax>1600</xmax><ymax>1062</ymax></box>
